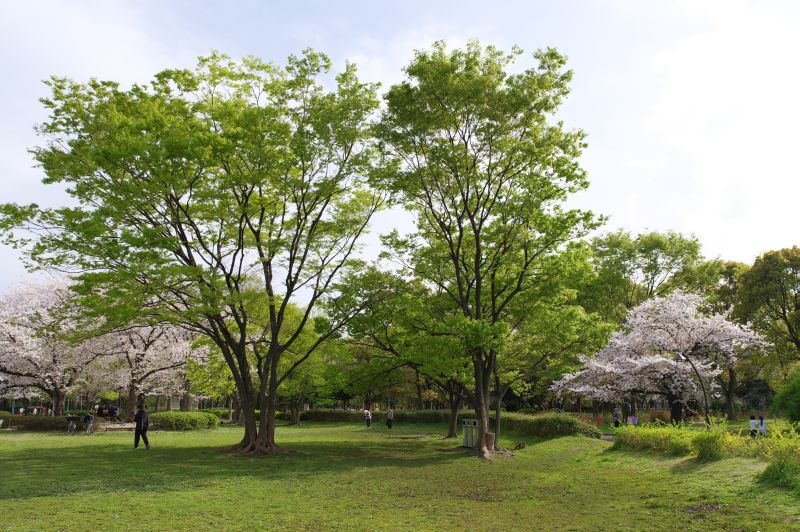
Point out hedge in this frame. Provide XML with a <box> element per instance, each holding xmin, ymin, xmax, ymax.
<box><xmin>199</xmin><ymin>408</ymin><xmax>231</xmax><ymax>419</ymax></box>
<box><xmin>464</xmin><ymin>412</ymin><xmax>601</xmax><ymax>439</ymax></box>
<box><xmin>0</xmin><ymin>412</ymin><xmax>86</xmax><ymax>431</ymax></box>
<box><xmin>276</xmin><ymin>409</ymin><xmax>599</xmax><ymax>438</ymax></box>
<box><xmin>148</xmin><ymin>411</ymin><xmax>218</xmax><ymax>431</ymax></box>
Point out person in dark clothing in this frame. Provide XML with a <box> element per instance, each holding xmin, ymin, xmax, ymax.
<box><xmin>134</xmin><ymin>406</ymin><xmax>150</xmax><ymax>450</ymax></box>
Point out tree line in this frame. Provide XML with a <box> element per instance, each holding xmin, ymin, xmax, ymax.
<box><xmin>1</xmin><ymin>41</ymin><xmax>797</xmax><ymax>457</ymax></box>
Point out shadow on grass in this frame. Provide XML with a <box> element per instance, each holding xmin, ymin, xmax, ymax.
<box><xmin>0</xmin><ymin>427</ymin><xmax>465</xmax><ymax>501</ymax></box>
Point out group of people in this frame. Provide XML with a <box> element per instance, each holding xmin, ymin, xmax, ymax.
<box><xmin>749</xmin><ymin>415</ymin><xmax>768</xmax><ymax>438</ymax></box>
<box><xmin>14</xmin><ymin>406</ymin><xmax>49</xmax><ymax>416</ymax></box>
<box><xmin>363</xmin><ymin>407</ymin><xmax>394</xmax><ymax>429</ymax></box>
<box><xmin>94</xmin><ymin>404</ymin><xmax>120</xmax><ymax>421</ymax></box>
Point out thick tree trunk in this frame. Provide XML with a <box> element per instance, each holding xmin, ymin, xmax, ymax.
<box><xmin>179</xmin><ymin>392</ymin><xmax>191</xmax><ymax>412</ymax></box>
<box><xmin>667</xmin><ymin>394</ymin><xmax>683</xmax><ymax>424</ymax></box>
<box><xmin>125</xmin><ymin>383</ymin><xmax>137</xmax><ymax>421</ymax></box>
<box><xmin>289</xmin><ymin>392</ymin><xmax>303</xmax><ymax>425</ymax></box>
<box><xmin>226</xmin><ymin>394</ymin><xmax>233</xmax><ymax>422</ymax></box>
<box><xmin>473</xmin><ymin>353</ymin><xmax>494</xmax><ymax>458</ymax></box>
<box><xmin>51</xmin><ymin>390</ymin><xmax>66</xmax><ymax>417</ymax></box>
<box><xmin>446</xmin><ymin>392</ymin><xmax>461</xmax><ymax>438</ymax></box>
<box><xmin>165</xmin><ymin>396</ymin><xmax>172</xmax><ymax>411</ymax></box>
<box><xmin>154</xmin><ymin>395</ymin><xmax>162</xmax><ymax>412</ymax></box>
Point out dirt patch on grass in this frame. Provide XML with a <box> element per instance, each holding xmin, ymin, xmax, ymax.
<box><xmin>684</xmin><ymin>503</ymin><xmax>738</xmax><ymax>514</ymax></box>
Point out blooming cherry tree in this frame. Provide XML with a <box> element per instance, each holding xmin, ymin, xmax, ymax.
<box><xmin>0</xmin><ymin>281</ymin><xmax>115</xmax><ymax>415</ymax></box>
<box><xmin>553</xmin><ymin>292</ymin><xmax>764</xmax><ymax>424</ymax></box>
<box><xmin>111</xmin><ymin>325</ymin><xmax>200</xmax><ymax>420</ymax></box>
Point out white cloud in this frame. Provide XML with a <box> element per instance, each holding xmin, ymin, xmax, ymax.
<box><xmin>644</xmin><ymin>1</ymin><xmax>800</xmax><ymax>260</ymax></box>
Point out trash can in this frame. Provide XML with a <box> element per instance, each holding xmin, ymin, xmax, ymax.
<box><xmin>462</xmin><ymin>418</ymin><xmax>479</xmax><ymax>447</ymax></box>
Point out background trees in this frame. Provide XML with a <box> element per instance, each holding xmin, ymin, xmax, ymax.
<box><xmin>0</xmin><ymin>281</ymin><xmax>114</xmax><ymax>415</ymax></box>
<box><xmin>737</xmin><ymin>247</ymin><xmax>800</xmax><ymax>368</ymax></box>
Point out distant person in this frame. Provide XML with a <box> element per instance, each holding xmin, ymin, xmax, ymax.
<box><xmin>84</xmin><ymin>412</ymin><xmax>95</xmax><ymax>434</ymax></box>
<box><xmin>109</xmin><ymin>405</ymin><xmax>119</xmax><ymax>422</ymax></box>
<box><xmin>18</xmin><ymin>407</ymin><xmax>24</xmax><ymax>416</ymax></box>
<box><xmin>32</xmin><ymin>408</ymin><xmax>38</xmax><ymax>416</ymax></box>
<box><xmin>749</xmin><ymin>415</ymin><xmax>757</xmax><ymax>438</ymax></box>
<box><xmin>386</xmin><ymin>407</ymin><xmax>394</xmax><ymax>429</ymax></box>
<box><xmin>133</xmin><ymin>406</ymin><xmax>150</xmax><ymax>450</ymax></box>
<box><xmin>364</xmin><ymin>408</ymin><xmax>372</xmax><ymax>428</ymax></box>
<box><xmin>96</xmin><ymin>405</ymin><xmax>104</xmax><ymax>418</ymax></box>
<box><xmin>612</xmin><ymin>407</ymin><xmax>621</xmax><ymax>428</ymax></box>
<box><xmin>759</xmin><ymin>415</ymin><xmax>767</xmax><ymax>436</ymax></box>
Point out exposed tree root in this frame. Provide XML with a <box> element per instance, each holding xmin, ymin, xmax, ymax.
<box><xmin>224</xmin><ymin>441</ymin><xmax>304</xmax><ymax>456</ymax></box>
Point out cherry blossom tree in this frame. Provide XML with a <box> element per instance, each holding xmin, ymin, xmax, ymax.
<box><xmin>553</xmin><ymin>292</ymin><xmax>764</xmax><ymax>424</ymax></box>
<box><xmin>0</xmin><ymin>281</ymin><xmax>115</xmax><ymax>415</ymax></box>
<box><xmin>110</xmin><ymin>325</ymin><xmax>200</xmax><ymax>420</ymax></box>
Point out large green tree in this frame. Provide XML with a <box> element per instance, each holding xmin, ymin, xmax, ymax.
<box><xmin>1</xmin><ymin>51</ymin><xmax>383</xmax><ymax>454</ymax></box>
<box><xmin>377</xmin><ymin>41</ymin><xmax>597</xmax><ymax>456</ymax></box>
<box><xmin>583</xmin><ymin>230</ymin><xmax>722</xmax><ymax>322</ymax></box>
<box><xmin>738</xmin><ymin>247</ymin><xmax>800</xmax><ymax>371</ymax></box>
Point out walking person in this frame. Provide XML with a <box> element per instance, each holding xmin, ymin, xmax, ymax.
<box><xmin>386</xmin><ymin>407</ymin><xmax>394</xmax><ymax>429</ymax></box>
<box><xmin>84</xmin><ymin>412</ymin><xmax>94</xmax><ymax>434</ymax></box>
<box><xmin>134</xmin><ymin>405</ymin><xmax>150</xmax><ymax>450</ymax></box>
<box><xmin>749</xmin><ymin>415</ymin><xmax>757</xmax><ymax>438</ymax></box>
<box><xmin>612</xmin><ymin>407</ymin><xmax>621</xmax><ymax>428</ymax></box>
<box><xmin>758</xmin><ymin>415</ymin><xmax>767</xmax><ymax>436</ymax></box>
<box><xmin>364</xmin><ymin>408</ymin><xmax>372</xmax><ymax>428</ymax></box>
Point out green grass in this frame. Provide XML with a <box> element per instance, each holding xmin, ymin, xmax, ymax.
<box><xmin>1</xmin><ymin>422</ymin><xmax>799</xmax><ymax>531</ymax></box>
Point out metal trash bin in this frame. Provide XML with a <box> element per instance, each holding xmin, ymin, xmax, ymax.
<box><xmin>462</xmin><ymin>418</ymin><xmax>479</xmax><ymax>447</ymax></box>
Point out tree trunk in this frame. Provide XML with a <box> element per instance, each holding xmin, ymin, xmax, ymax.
<box><xmin>226</xmin><ymin>394</ymin><xmax>233</xmax><ymax>422</ymax></box>
<box><xmin>165</xmin><ymin>396</ymin><xmax>172</xmax><ymax>411</ymax></box>
<box><xmin>51</xmin><ymin>390</ymin><xmax>66</xmax><ymax>417</ymax></box>
<box><xmin>446</xmin><ymin>392</ymin><xmax>462</xmax><ymax>438</ymax></box>
<box><xmin>179</xmin><ymin>392</ymin><xmax>191</xmax><ymax>412</ymax></box>
<box><xmin>289</xmin><ymin>392</ymin><xmax>304</xmax><ymax>425</ymax></box>
<box><xmin>472</xmin><ymin>353</ymin><xmax>494</xmax><ymax>458</ymax></box>
<box><xmin>414</xmin><ymin>369</ymin><xmax>424</xmax><ymax>410</ymax></box>
<box><xmin>493</xmin><ymin>373</ymin><xmax>509</xmax><ymax>447</ymax></box>
<box><xmin>125</xmin><ymin>383</ymin><xmax>137</xmax><ymax>421</ymax></box>
<box><xmin>154</xmin><ymin>395</ymin><xmax>162</xmax><ymax>412</ymax></box>
<box><xmin>725</xmin><ymin>367</ymin><xmax>737</xmax><ymax>421</ymax></box>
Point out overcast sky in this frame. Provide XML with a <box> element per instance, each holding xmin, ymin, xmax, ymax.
<box><xmin>1</xmin><ymin>0</ymin><xmax>799</xmax><ymax>291</ymax></box>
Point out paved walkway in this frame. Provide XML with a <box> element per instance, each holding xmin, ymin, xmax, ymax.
<box><xmin>99</xmin><ymin>423</ymin><xmax>135</xmax><ymax>431</ymax></box>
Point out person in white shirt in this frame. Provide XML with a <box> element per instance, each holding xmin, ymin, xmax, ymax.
<box><xmin>364</xmin><ymin>408</ymin><xmax>372</xmax><ymax>428</ymax></box>
<box><xmin>758</xmin><ymin>416</ymin><xmax>767</xmax><ymax>436</ymax></box>
<box><xmin>386</xmin><ymin>407</ymin><xmax>394</xmax><ymax>429</ymax></box>
<box><xmin>749</xmin><ymin>415</ymin><xmax>758</xmax><ymax>438</ymax></box>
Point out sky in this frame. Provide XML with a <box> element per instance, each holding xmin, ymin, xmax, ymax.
<box><xmin>1</xmin><ymin>0</ymin><xmax>799</xmax><ymax>291</ymax></box>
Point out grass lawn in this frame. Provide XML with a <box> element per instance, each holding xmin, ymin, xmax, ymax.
<box><xmin>1</xmin><ymin>422</ymin><xmax>798</xmax><ymax>531</ymax></box>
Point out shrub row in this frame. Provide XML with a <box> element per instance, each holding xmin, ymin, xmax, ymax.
<box><xmin>148</xmin><ymin>411</ymin><xmax>218</xmax><ymax>431</ymax></box>
<box><xmin>0</xmin><ymin>412</ymin><xmax>86</xmax><ymax>431</ymax></box>
<box><xmin>612</xmin><ymin>423</ymin><xmax>695</xmax><ymax>456</ymax></box>
<box><xmin>199</xmin><ymin>408</ymin><xmax>232</xmax><ymax>419</ymax></box>
<box><xmin>271</xmin><ymin>409</ymin><xmax>599</xmax><ymax>438</ymax></box>
<box><xmin>613</xmin><ymin>422</ymin><xmax>800</xmax><ymax>490</ymax></box>
<box><xmin>465</xmin><ymin>412</ymin><xmax>601</xmax><ymax>439</ymax></box>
